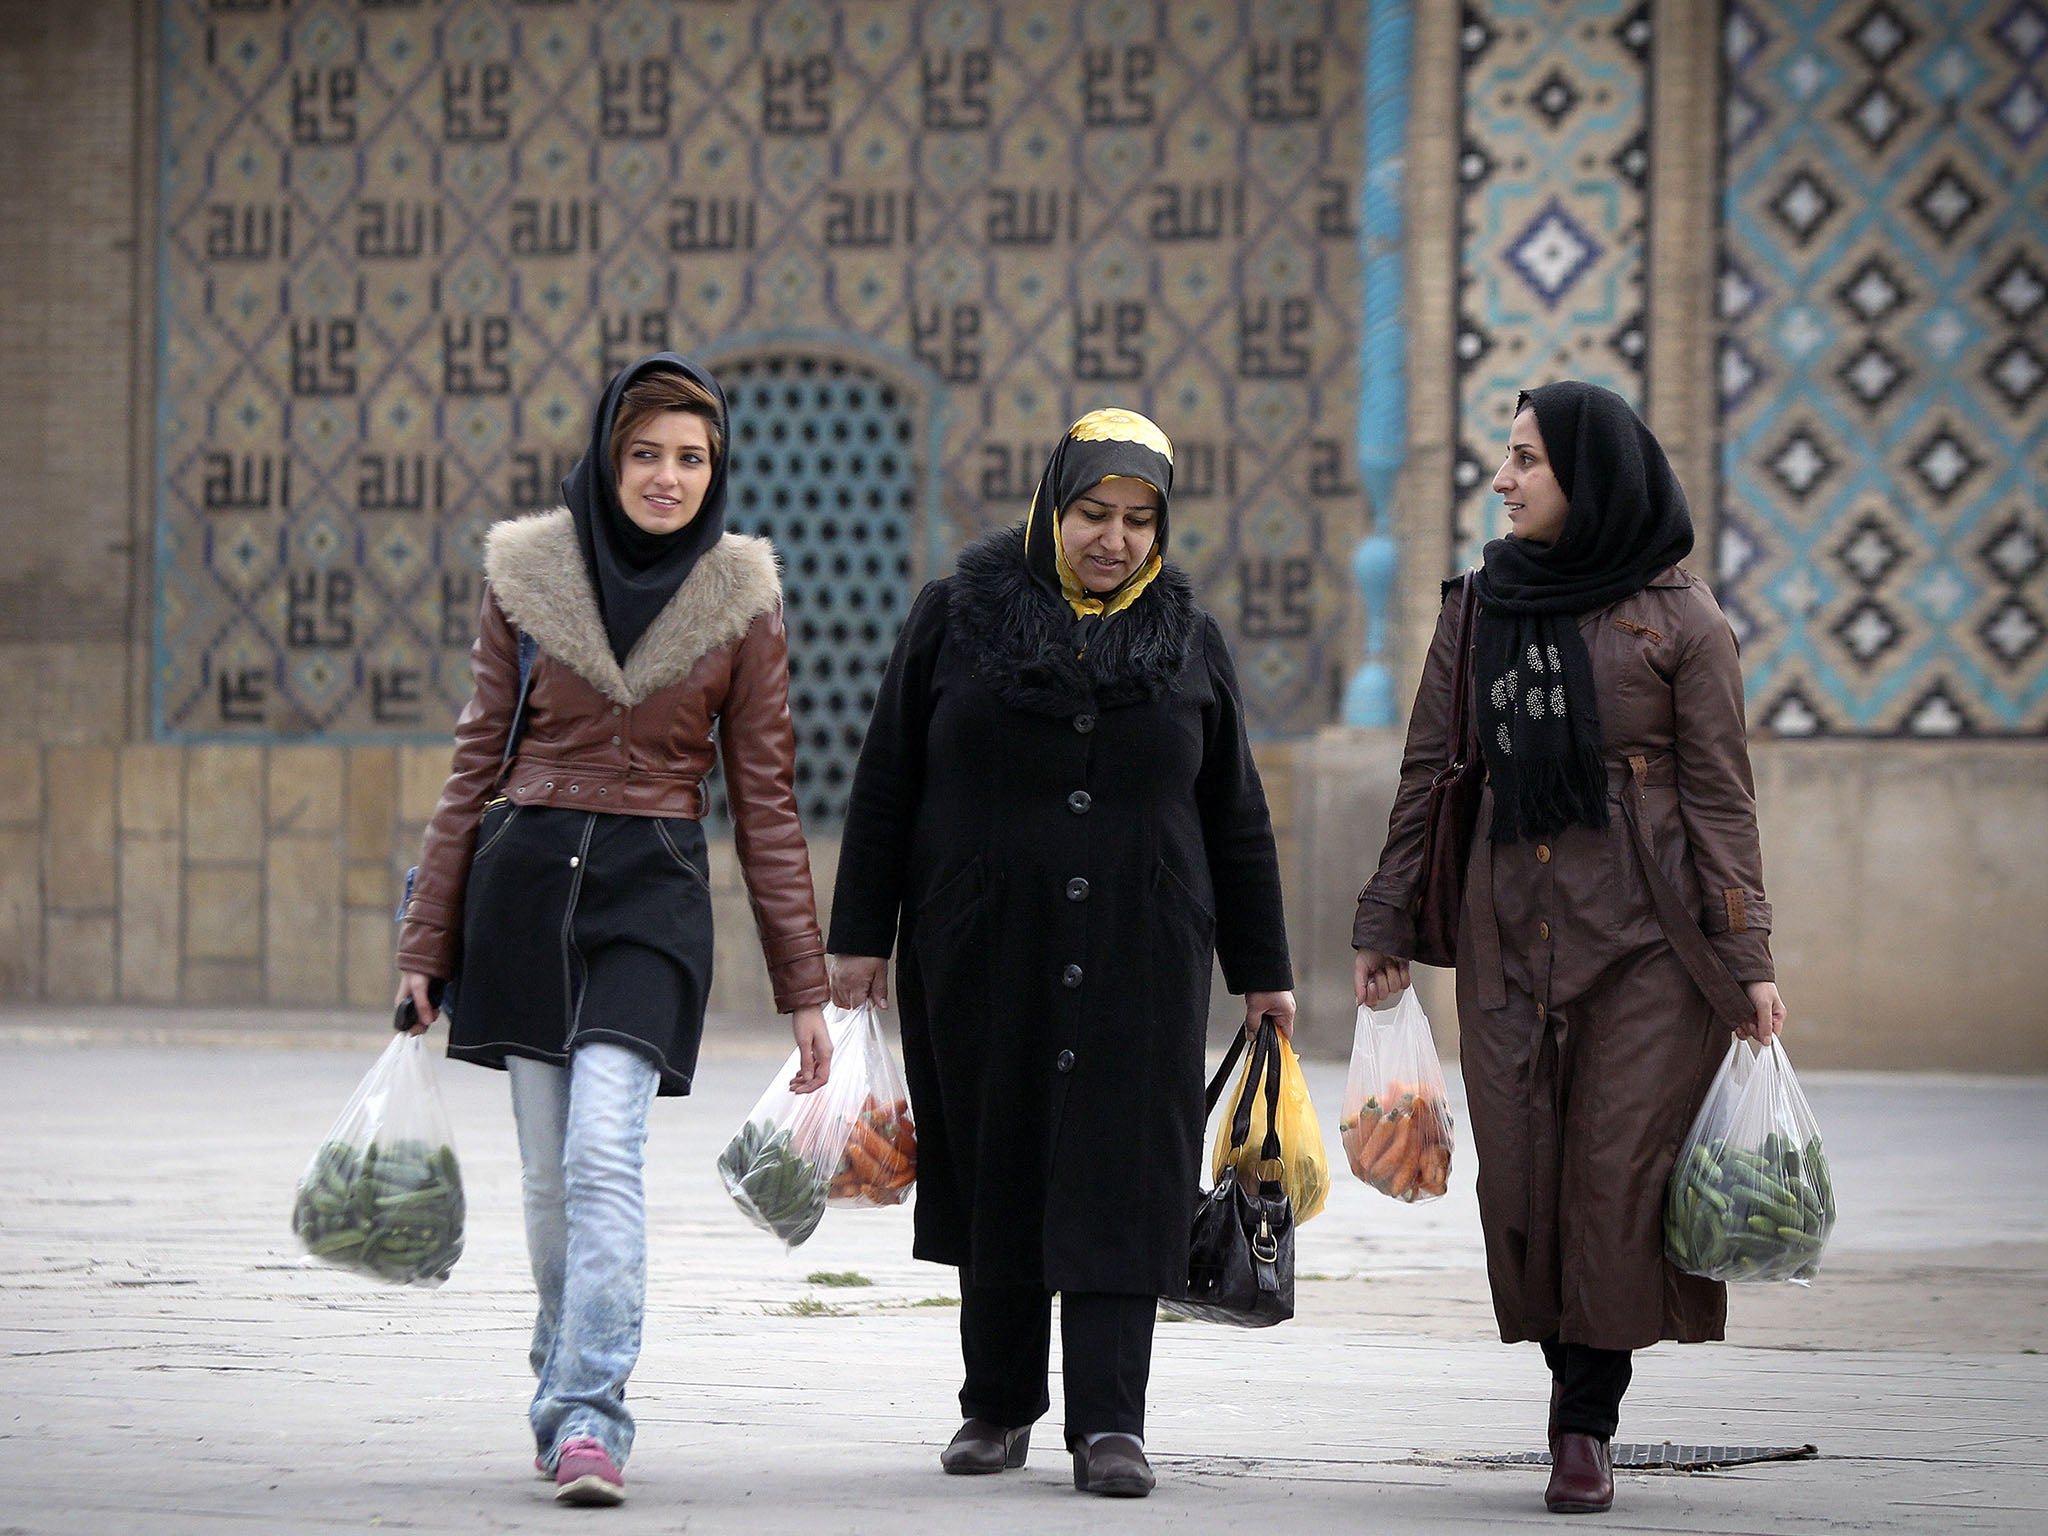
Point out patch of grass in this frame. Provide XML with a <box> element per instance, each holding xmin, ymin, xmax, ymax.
<box><xmin>910</xmin><ymin>1295</ymin><xmax>961</xmax><ymax>1308</ymax></box>
<box><xmin>773</xmin><ymin>1296</ymin><xmax>846</xmax><ymax>1318</ymax></box>
<box><xmin>805</xmin><ymin>1270</ymin><xmax>873</xmax><ymax>1288</ymax></box>
<box><xmin>1155</xmin><ymin>1308</ymin><xmax>1189</xmax><ymax>1323</ymax></box>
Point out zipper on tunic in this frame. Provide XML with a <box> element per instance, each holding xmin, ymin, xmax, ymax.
<box><xmin>559</xmin><ymin>812</ymin><xmax>599</xmax><ymax>1049</ymax></box>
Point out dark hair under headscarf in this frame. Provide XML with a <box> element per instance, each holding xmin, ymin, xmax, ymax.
<box><xmin>561</xmin><ymin>352</ymin><xmax>730</xmax><ymax>664</ymax></box>
<box><xmin>1020</xmin><ymin>408</ymin><xmax>1174</xmax><ymax>655</ymax></box>
<box><xmin>1469</xmin><ymin>380</ymin><xmax>1695</xmax><ymax>842</ymax></box>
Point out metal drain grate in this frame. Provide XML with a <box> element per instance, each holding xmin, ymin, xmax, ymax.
<box><xmin>1463</xmin><ymin>1442</ymin><xmax>1818</xmax><ymax>1471</ymax></box>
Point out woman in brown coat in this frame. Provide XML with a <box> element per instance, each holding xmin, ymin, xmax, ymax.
<box><xmin>1351</xmin><ymin>382</ymin><xmax>1785</xmax><ymax>1516</ymax></box>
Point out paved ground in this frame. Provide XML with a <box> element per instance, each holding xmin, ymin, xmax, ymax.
<box><xmin>1</xmin><ymin>1007</ymin><xmax>2044</xmax><ymax>1534</ymax></box>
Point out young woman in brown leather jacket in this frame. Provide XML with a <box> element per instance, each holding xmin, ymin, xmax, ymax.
<box><xmin>1352</xmin><ymin>383</ymin><xmax>1786</xmax><ymax>1516</ymax></box>
<box><xmin>394</xmin><ymin>353</ymin><xmax>832</xmax><ymax>1506</ymax></box>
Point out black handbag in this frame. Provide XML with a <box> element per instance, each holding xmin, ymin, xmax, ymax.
<box><xmin>1174</xmin><ymin>1017</ymin><xmax>1296</xmax><ymax>1328</ymax></box>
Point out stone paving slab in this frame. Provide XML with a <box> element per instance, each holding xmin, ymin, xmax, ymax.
<box><xmin>0</xmin><ymin>1024</ymin><xmax>2044</xmax><ymax>1534</ymax></box>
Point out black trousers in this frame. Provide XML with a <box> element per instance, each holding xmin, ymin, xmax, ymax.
<box><xmin>1540</xmin><ymin>1337</ymin><xmax>1633</xmax><ymax>1440</ymax></box>
<box><xmin>958</xmin><ymin>1280</ymin><xmax>1155</xmax><ymax>1443</ymax></box>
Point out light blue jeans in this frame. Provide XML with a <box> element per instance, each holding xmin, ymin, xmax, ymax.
<box><xmin>507</xmin><ymin>1043</ymin><xmax>661</xmax><ymax>1468</ymax></box>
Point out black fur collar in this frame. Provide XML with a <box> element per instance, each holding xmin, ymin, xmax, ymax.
<box><xmin>947</xmin><ymin>526</ymin><xmax>1200</xmax><ymax>715</ymax></box>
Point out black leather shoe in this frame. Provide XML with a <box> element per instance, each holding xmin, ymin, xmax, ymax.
<box><xmin>1544</xmin><ymin>1431</ymin><xmax>1614</xmax><ymax>1513</ymax></box>
<box><xmin>1070</xmin><ymin>1434</ymin><xmax>1155</xmax><ymax>1497</ymax></box>
<box><xmin>940</xmin><ymin>1420</ymin><xmax>1031</xmax><ymax>1474</ymax></box>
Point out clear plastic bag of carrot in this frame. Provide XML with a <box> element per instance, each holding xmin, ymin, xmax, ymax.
<box><xmin>1338</xmin><ymin>993</ymin><xmax>1456</xmax><ymax>1203</ymax></box>
<box><xmin>780</xmin><ymin>1001</ymin><xmax>917</xmax><ymax>1209</ymax></box>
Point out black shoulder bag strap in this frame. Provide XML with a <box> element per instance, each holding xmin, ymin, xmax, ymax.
<box><xmin>394</xmin><ymin>629</ymin><xmax>539</xmax><ymax>925</ymax></box>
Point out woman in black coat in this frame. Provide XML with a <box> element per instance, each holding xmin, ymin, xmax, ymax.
<box><xmin>827</xmin><ymin>409</ymin><xmax>1294</xmax><ymax>1498</ymax></box>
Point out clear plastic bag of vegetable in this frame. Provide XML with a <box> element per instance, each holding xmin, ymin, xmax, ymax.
<box><xmin>1338</xmin><ymin>991</ymin><xmax>1456</xmax><ymax>1203</ymax></box>
<box><xmin>291</xmin><ymin>1032</ymin><xmax>465</xmax><ymax>1287</ymax></box>
<box><xmin>717</xmin><ymin>1002</ymin><xmax>916</xmax><ymax>1248</ymax></box>
<box><xmin>1664</xmin><ymin>1037</ymin><xmax>1836</xmax><ymax>1284</ymax></box>
<box><xmin>1209</xmin><ymin>1029</ymin><xmax>1329</xmax><ymax>1223</ymax></box>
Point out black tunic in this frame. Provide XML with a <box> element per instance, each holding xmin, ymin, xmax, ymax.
<box><xmin>828</xmin><ymin>529</ymin><xmax>1292</xmax><ymax>1296</ymax></box>
<box><xmin>451</xmin><ymin>805</ymin><xmax>713</xmax><ymax>1096</ymax></box>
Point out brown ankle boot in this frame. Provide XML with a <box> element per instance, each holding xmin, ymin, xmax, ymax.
<box><xmin>1545</xmin><ymin>1431</ymin><xmax>1613</xmax><ymax>1513</ymax></box>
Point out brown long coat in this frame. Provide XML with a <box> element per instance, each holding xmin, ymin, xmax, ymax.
<box><xmin>1354</xmin><ymin>568</ymin><xmax>1774</xmax><ymax>1350</ymax></box>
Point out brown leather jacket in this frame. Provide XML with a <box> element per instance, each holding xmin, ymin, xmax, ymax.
<box><xmin>396</xmin><ymin>509</ymin><xmax>830</xmax><ymax>1012</ymax></box>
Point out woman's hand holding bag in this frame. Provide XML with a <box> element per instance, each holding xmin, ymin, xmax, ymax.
<box><xmin>1353</xmin><ymin>948</ymin><xmax>1411</xmax><ymax>1009</ymax></box>
<box><xmin>826</xmin><ymin>953</ymin><xmax>890</xmax><ymax>1010</ymax></box>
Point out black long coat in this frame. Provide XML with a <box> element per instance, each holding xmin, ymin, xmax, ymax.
<box><xmin>829</xmin><ymin>529</ymin><xmax>1292</xmax><ymax>1297</ymax></box>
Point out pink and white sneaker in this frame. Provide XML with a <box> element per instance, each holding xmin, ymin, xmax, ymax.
<box><xmin>553</xmin><ymin>1437</ymin><xmax>625</xmax><ymax>1506</ymax></box>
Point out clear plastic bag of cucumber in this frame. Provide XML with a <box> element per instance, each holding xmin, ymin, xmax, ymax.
<box><xmin>291</xmin><ymin>1033</ymin><xmax>465</xmax><ymax>1287</ymax></box>
<box><xmin>1665</xmin><ymin>1037</ymin><xmax>1836</xmax><ymax>1284</ymax></box>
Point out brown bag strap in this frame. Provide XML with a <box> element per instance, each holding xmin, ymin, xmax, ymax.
<box><xmin>1621</xmin><ymin>755</ymin><xmax>1754</xmax><ymax>1029</ymax></box>
<box><xmin>1446</xmin><ymin>574</ymin><xmax>1478</xmax><ymax>766</ymax></box>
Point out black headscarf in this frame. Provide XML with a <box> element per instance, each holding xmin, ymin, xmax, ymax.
<box><xmin>1470</xmin><ymin>381</ymin><xmax>1695</xmax><ymax>842</ymax></box>
<box><xmin>561</xmin><ymin>352</ymin><xmax>731</xmax><ymax>664</ymax></box>
<box><xmin>1020</xmin><ymin>408</ymin><xmax>1175</xmax><ymax>655</ymax></box>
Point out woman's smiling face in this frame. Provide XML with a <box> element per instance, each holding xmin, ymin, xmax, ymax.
<box><xmin>1493</xmin><ymin>408</ymin><xmax>1570</xmax><ymax>546</ymax></box>
<box><xmin>615</xmin><ymin>410</ymin><xmax>715</xmax><ymax>535</ymax></box>
<box><xmin>1059</xmin><ymin>476</ymin><xmax>1161</xmax><ymax>593</ymax></box>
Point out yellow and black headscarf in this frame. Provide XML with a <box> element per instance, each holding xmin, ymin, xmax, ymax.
<box><xmin>1020</xmin><ymin>408</ymin><xmax>1174</xmax><ymax>646</ymax></box>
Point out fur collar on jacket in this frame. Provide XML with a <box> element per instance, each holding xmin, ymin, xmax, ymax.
<box><xmin>484</xmin><ymin>508</ymin><xmax>782</xmax><ymax>706</ymax></box>
<box><xmin>948</xmin><ymin>525</ymin><xmax>1199</xmax><ymax>715</ymax></box>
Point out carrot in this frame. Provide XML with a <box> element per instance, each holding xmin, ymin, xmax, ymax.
<box><xmin>1418</xmin><ymin>1145</ymin><xmax>1451</xmax><ymax>1197</ymax></box>
<box><xmin>854</xmin><ymin>1121</ymin><xmax>900</xmax><ymax>1166</ymax></box>
<box><xmin>1342</xmin><ymin>1107</ymin><xmax>1379</xmax><ymax>1178</ymax></box>
<box><xmin>1382</xmin><ymin>1128</ymin><xmax>1426</xmax><ymax>1199</ymax></box>
<box><xmin>1355</xmin><ymin>1104</ymin><xmax>1402</xmax><ymax>1170</ymax></box>
<box><xmin>845</xmin><ymin>1137</ymin><xmax>886</xmax><ymax>1184</ymax></box>
<box><xmin>1367</xmin><ymin>1113</ymin><xmax>1417</xmax><ymax>1192</ymax></box>
<box><xmin>1405</xmin><ymin>1102</ymin><xmax>1437</xmax><ymax>1156</ymax></box>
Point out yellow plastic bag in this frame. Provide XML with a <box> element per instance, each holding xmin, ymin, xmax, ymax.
<box><xmin>1209</xmin><ymin>1032</ymin><xmax>1330</xmax><ymax>1224</ymax></box>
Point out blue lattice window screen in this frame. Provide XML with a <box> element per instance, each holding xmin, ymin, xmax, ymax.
<box><xmin>705</xmin><ymin>355</ymin><xmax>917</xmax><ymax>828</ymax></box>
